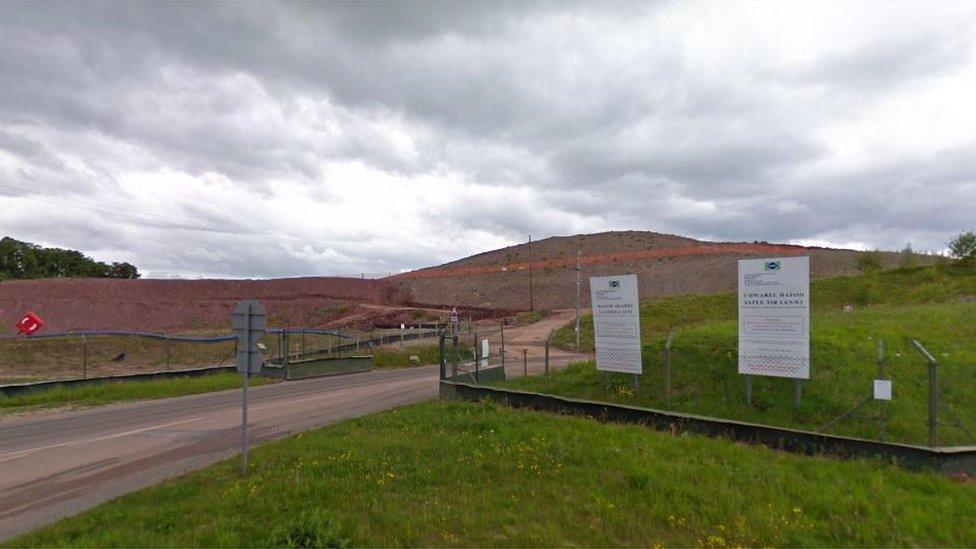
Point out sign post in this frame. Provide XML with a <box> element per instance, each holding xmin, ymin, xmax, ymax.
<box><xmin>589</xmin><ymin>274</ymin><xmax>642</xmax><ymax>382</ymax></box>
<box><xmin>232</xmin><ymin>300</ymin><xmax>267</xmax><ymax>475</ymax></box>
<box><xmin>738</xmin><ymin>257</ymin><xmax>810</xmax><ymax>406</ymax></box>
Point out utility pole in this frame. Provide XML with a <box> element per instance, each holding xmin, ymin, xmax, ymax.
<box><xmin>575</xmin><ymin>250</ymin><xmax>581</xmax><ymax>352</ymax></box>
<box><xmin>528</xmin><ymin>233</ymin><xmax>534</xmax><ymax>312</ymax></box>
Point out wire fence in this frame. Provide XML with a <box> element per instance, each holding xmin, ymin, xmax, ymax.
<box><xmin>0</xmin><ymin>326</ymin><xmax>445</xmax><ymax>385</ymax></box>
<box><xmin>465</xmin><ymin>330</ymin><xmax>976</xmax><ymax>449</ymax></box>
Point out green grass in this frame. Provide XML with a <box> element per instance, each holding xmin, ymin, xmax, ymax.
<box><xmin>11</xmin><ymin>401</ymin><xmax>976</xmax><ymax>547</ymax></box>
<box><xmin>532</xmin><ymin>265</ymin><xmax>976</xmax><ymax>446</ymax></box>
<box><xmin>0</xmin><ymin>372</ymin><xmax>275</xmax><ymax>414</ymax></box>
<box><xmin>553</xmin><ymin>264</ymin><xmax>976</xmax><ymax>352</ymax></box>
<box><xmin>371</xmin><ymin>343</ymin><xmax>472</xmax><ymax>369</ymax></box>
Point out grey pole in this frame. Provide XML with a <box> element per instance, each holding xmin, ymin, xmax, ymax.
<box><xmin>500</xmin><ymin>321</ymin><xmax>506</xmax><ymax>371</ymax></box>
<box><xmin>452</xmin><ymin>336</ymin><xmax>459</xmax><ymax>378</ymax></box>
<box><xmin>929</xmin><ymin>360</ymin><xmax>938</xmax><ymax>447</ymax></box>
<box><xmin>528</xmin><ymin>234</ymin><xmax>534</xmax><ymax>312</ymax></box>
<box><xmin>473</xmin><ymin>331</ymin><xmax>479</xmax><ymax>382</ymax></box>
<box><xmin>575</xmin><ymin>250</ymin><xmax>581</xmax><ymax>352</ymax></box>
<box><xmin>241</xmin><ymin>306</ymin><xmax>250</xmax><ymax>475</ymax></box>
<box><xmin>745</xmin><ymin>375</ymin><xmax>753</xmax><ymax>405</ymax></box>
<box><xmin>82</xmin><ymin>334</ymin><xmax>88</xmax><ymax>379</ymax></box>
<box><xmin>912</xmin><ymin>340</ymin><xmax>939</xmax><ymax>447</ymax></box>
<box><xmin>545</xmin><ymin>332</ymin><xmax>551</xmax><ymax>381</ymax></box>
<box><xmin>664</xmin><ymin>331</ymin><xmax>674</xmax><ymax>407</ymax></box>
<box><xmin>877</xmin><ymin>338</ymin><xmax>886</xmax><ymax>441</ymax></box>
<box><xmin>283</xmin><ymin>331</ymin><xmax>290</xmax><ymax>367</ymax></box>
<box><xmin>439</xmin><ymin>333</ymin><xmax>446</xmax><ymax>380</ymax></box>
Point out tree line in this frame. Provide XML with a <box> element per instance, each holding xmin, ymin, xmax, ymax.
<box><xmin>0</xmin><ymin>237</ymin><xmax>140</xmax><ymax>281</ymax></box>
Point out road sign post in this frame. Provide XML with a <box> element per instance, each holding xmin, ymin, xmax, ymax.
<box><xmin>232</xmin><ymin>300</ymin><xmax>267</xmax><ymax>475</ymax></box>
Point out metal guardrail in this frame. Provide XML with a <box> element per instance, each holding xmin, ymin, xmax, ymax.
<box><xmin>0</xmin><ymin>330</ymin><xmax>235</xmax><ymax>342</ymax></box>
<box><xmin>0</xmin><ymin>327</ymin><xmax>357</xmax><ymax>343</ymax></box>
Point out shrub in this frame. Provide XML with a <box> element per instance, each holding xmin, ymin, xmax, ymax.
<box><xmin>948</xmin><ymin>230</ymin><xmax>976</xmax><ymax>263</ymax></box>
<box><xmin>856</xmin><ymin>250</ymin><xmax>884</xmax><ymax>274</ymax></box>
<box><xmin>899</xmin><ymin>244</ymin><xmax>917</xmax><ymax>269</ymax></box>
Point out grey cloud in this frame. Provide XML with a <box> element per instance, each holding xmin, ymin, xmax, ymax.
<box><xmin>1</xmin><ymin>2</ymin><xmax>975</xmax><ymax>277</ymax></box>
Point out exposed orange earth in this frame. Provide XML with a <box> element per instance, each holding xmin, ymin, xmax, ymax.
<box><xmin>0</xmin><ymin>232</ymin><xmax>908</xmax><ymax>332</ymax></box>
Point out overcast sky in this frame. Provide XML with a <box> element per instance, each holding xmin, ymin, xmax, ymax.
<box><xmin>1</xmin><ymin>2</ymin><xmax>975</xmax><ymax>278</ymax></box>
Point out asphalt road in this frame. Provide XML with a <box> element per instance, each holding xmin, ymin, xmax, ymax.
<box><xmin>0</xmin><ymin>366</ymin><xmax>439</xmax><ymax>541</ymax></box>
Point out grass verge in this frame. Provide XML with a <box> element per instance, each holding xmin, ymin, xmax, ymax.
<box><xmin>10</xmin><ymin>401</ymin><xmax>976</xmax><ymax>547</ymax></box>
<box><xmin>0</xmin><ymin>372</ymin><xmax>274</xmax><ymax>414</ymax></box>
<box><xmin>371</xmin><ymin>343</ymin><xmax>472</xmax><ymax>369</ymax></box>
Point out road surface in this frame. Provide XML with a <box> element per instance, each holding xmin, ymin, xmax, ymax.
<box><xmin>0</xmin><ymin>366</ymin><xmax>438</xmax><ymax>541</ymax></box>
<box><xmin>0</xmin><ymin>312</ymin><xmax>591</xmax><ymax>541</ymax></box>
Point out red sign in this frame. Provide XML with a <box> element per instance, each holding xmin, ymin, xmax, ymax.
<box><xmin>16</xmin><ymin>312</ymin><xmax>44</xmax><ymax>336</ymax></box>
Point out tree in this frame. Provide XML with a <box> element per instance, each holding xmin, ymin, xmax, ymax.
<box><xmin>856</xmin><ymin>249</ymin><xmax>884</xmax><ymax>274</ymax></box>
<box><xmin>0</xmin><ymin>236</ymin><xmax>140</xmax><ymax>280</ymax></box>
<box><xmin>899</xmin><ymin>244</ymin><xmax>917</xmax><ymax>269</ymax></box>
<box><xmin>107</xmin><ymin>262</ymin><xmax>141</xmax><ymax>279</ymax></box>
<box><xmin>948</xmin><ymin>230</ymin><xmax>976</xmax><ymax>263</ymax></box>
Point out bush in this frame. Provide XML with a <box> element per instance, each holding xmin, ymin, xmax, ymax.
<box><xmin>949</xmin><ymin>230</ymin><xmax>976</xmax><ymax>263</ymax></box>
<box><xmin>899</xmin><ymin>244</ymin><xmax>917</xmax><ymax>269</ymax></box>
<box><xmin>856</xmin><ymin>250</ymin><xmax>884</xmax><ymax>274</ymax></box>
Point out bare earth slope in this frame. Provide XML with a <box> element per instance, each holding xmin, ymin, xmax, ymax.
<box><xmin>386</xmin><ymin>231</ymin><xmax>911</xmax><ymax>310</ymax></box>
<box><xmin>0</xmin><ymin>231</ymin><xmax>912</xmax><ymax>331</ymax></box>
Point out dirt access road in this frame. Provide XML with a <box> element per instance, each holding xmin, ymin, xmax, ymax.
<box><xmin>0</xmin><ymin>314</ymin><xmax>587</xmax><ymax>541</ymax></box>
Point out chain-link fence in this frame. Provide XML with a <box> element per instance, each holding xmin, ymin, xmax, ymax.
<box><xmin>0</xmin><ymin>331</ymin><xmax>237</xmax><ymax>383</ymax></box>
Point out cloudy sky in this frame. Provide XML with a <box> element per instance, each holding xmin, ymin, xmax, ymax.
<box><xmin>1</xmin><ymin>1</ymin><xmax>975</xmax><ymax>278</ymax></box>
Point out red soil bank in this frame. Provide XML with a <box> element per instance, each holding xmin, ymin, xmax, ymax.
<box><xmin>0</xmin><ymin>277</ymin><xmax>382</xmax><ymax>332</ymax></box>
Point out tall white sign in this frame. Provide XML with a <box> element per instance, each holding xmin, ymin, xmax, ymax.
<box><xmin>590</xmin><ymin>274</ymin><xmax>642</xmax><ymax>374</ymax></box>
<box><xmin>738</xmin><ymin>257</ymin><xmax>810</xmax><ymax>379</ymax></box>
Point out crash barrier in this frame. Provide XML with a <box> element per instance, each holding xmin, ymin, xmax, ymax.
<box><xmin>439</xmin><ymin>380</ymin><xmax>976</xmax><ymax>475</ymax></box>
<box><xmin>264</xmin><ymin>355</ymin><xmax>373</xmax><ymax>380</ymax></box>
<box><xmin>0</xmin><ymin>365</ymin><xmax>237</xmax><ymax>397</ymax></box>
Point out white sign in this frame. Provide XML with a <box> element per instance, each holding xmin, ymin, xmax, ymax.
<box><xmin>479</xmin><ymin>338</ymin><xmax>490</xmax><ymax>368</ymax></box>
<box><xmin>874</xmin><ymin>379</ymin><xmax>892</xmax><ymax>401</ymax></box>
<box><xmin>590</xmin><ymin>274</ymin><xmax>642</xmax><ymax>374</ymax></box>
<box><xmin>738</xmin><ymin>257</ymin><xmax>810</xmax><ymax>379</ymax></box>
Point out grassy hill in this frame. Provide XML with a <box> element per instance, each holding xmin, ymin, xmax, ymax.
<box><xmin>508</xmin><ymin>264</ymin><xmax>976</xmax><ymax>446</ymax></box>
<box><xmin>13</xmin><ymin>401</ymin><xmax>976</xmax><ymax>547</ymax></box>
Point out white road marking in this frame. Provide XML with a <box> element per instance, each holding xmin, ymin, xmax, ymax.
<box><xmin>0</xmin><ymin>417</ymin><xmax>203</xmax><ymax>464</ymax></box>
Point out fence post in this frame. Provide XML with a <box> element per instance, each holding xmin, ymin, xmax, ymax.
<box><xmin>452</xmin><ymin>336</ymin><xmax>459</xmax><ymax>378</ymax></box>
<box><xmin>165</xmin><ymin>334</ymin><xmax>171</xmax><ymax>371</ymax></box>
<box><xmin>664</xmin><ymin>331</ymin><xmax>674</xmax><ymax>407</ymax></box>
<box><xmin>913</xmin><ymin>340</ymin><xmax>939</xmax><ymax>447</ymax></box>
<box><xmin>473</xmin><ymin>331</ymin><xmax>480</xmax><ymax>382</ymax></box>
<box><xmin>82</xmin><ymin>334</ymin><xmax>88</xmax><ymax>379</ymax></box>
<box><xmin>439</xmin><ymin>333</ymin><xmax>446</xmax><ymax>380</ymax></box>
<box><xmin>283</xmin><ymin>331</ymin><xmax>290</xmax><ymax>367</ymax></box>
<box><xmin>545</xmin><ymin>332</ymin><xmax>551</xmax><ymax>381</ymax></box>
<box><xmin>522</xmin><ymin>349</ymin><xmax>528</xmax><ymax>378</ymax></box>
<box><xmin>500</xmin><ymin>321</ymin><xmax>506</xmax><ymax>371</ymax></box>
<box><xmin>877</xmin><ymin>338</ymin><xmax>886</xmax><ymax>441</ymax></box>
